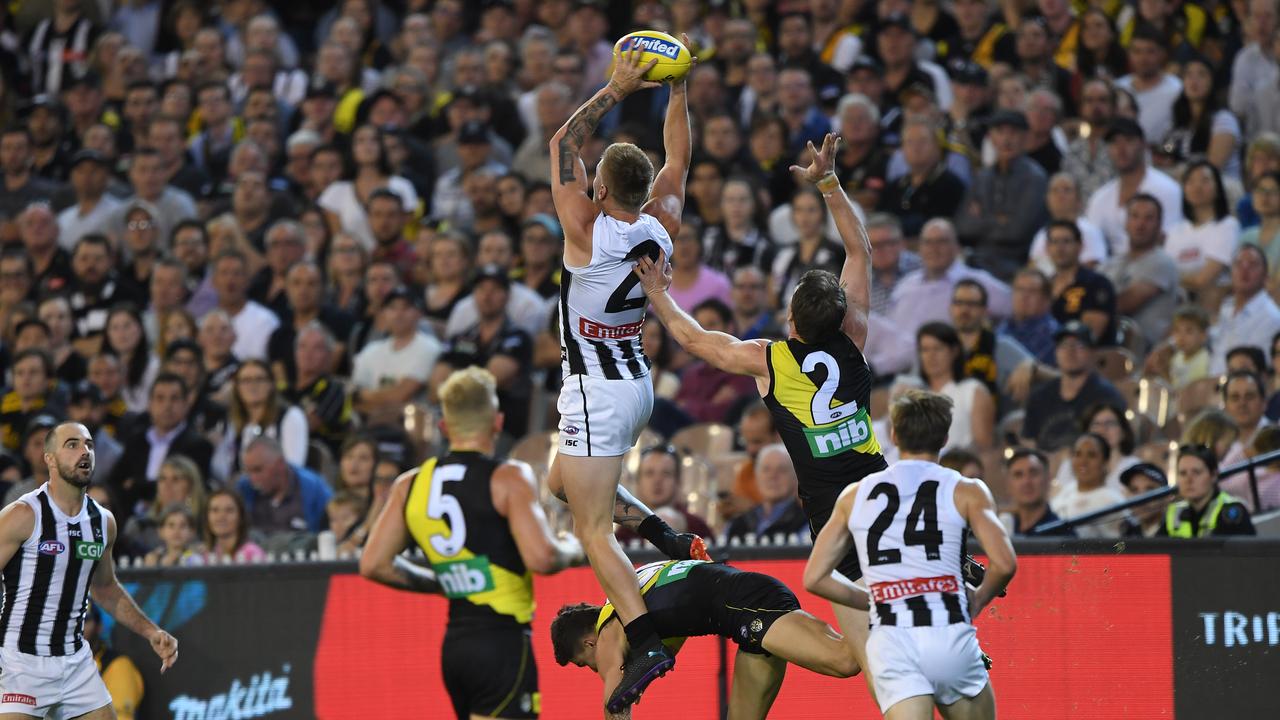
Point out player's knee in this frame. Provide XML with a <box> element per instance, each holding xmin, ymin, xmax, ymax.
<box><xmin>828</xmin><ymin>650</ymin><xmax>861</xmax><ymax>678</ymax></box>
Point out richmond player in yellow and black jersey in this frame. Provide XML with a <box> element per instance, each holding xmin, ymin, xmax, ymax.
<box><xmin>360</xmin><ymin>367</ymin><xmax>585</xmax><ymax>720</ymax></box>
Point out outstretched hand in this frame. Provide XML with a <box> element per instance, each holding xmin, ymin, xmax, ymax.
<box><xmin>609</xmin><ymin>44</ymin><xmax>662</xmax><ymax>97</ymax></box>
<box><xmin>633</xmin><ymin>249</ymin><xmax>673</xmax><ymax>297</ymax></box>
<box><xmin>672</xmin><ymin>33</ymin><xmax>699</xmax><ymax>88</ymax></box>
<box><xmin>789</xmin><ymin>133</ymin><xmax>840</xmax><ymax>184</ymax></box>
<box><xmin>150</xmin><ymin>629</ymin><xmax>179</xmax><ymax>673</ymax></box>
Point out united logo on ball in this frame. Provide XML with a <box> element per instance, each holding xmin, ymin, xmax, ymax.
<box><xmin>613</xmin><ymin>30</ymin><xmax>693</xmax><ymax>83</ymax></box>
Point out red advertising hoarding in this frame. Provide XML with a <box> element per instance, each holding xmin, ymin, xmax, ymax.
<box><xmin>314</xmin><ymin>554</ymin><xmax>1173</xmax><ymax>718</ymax></box>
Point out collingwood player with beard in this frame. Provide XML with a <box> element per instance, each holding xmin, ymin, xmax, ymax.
<box><xmin>0</xmin><ymin>422</ymin><xmax>178</xmax><ymax>718</ymax></box>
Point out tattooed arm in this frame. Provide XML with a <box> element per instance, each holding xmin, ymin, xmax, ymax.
<box><xmin>549</xmin><ymin>47</ymin><xmax>659</xmax><ymax>265</ymax></box>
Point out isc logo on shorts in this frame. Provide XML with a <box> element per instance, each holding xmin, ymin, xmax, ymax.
<box><xmin>37</xmin><ymin>541</ymin><xmax>65</xmax><ymax>556</ymax></box>
<box><xmin>2</xmin><ymin>693</ymin><xmax>36</xmax><ymax>706</ymax></box>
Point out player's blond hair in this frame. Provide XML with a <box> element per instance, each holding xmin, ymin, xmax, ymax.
<box><xmin>889</xmin><ymin>389</ymin><xmax>954</xmax><ymax>455</ymax></box>
<box><xmin>439</xmin><ymin>366</ymin><xmax>499</xmax><ymax>438</ymax></box>
<box><xmin>600</xmin><ymin>142</ymin><xmax>654</xmax><ymax>211</ymax></box>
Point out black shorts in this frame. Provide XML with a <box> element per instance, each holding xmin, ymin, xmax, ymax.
<box><xmin>699</xmin><ymin>564</ymin><xmax>800</xmax><ymax>656</ymax></box>
<box><xmin>441</xmin><ymin>624</ymin><xmax>539</xmax><ymax>719</ymax></box>
<box><xmin>802</xmin><ymin>482</ymin><xmax>863</xmax><ymax>582</ymax></box>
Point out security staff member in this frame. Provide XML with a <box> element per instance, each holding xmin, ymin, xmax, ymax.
<box><xmin>1157</xmin><ymin>444</ymin><xmax>1256</xmax><ymax>538</ymax></box>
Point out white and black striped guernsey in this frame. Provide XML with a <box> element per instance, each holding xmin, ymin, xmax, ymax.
<box><xmin>560</xmin><ymin>212</ymin><xmax>674</xmax><ymax>381</ymax></box>
<box><xmin>0</xmin><ymin>484</ymin><xmax>107</xmax><ymax>657</ymax></box>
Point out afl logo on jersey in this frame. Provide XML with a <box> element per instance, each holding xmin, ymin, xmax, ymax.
<box><xmin>38</xmin><ymin>541</ymin><xmax>65</xmax><ymax>556</ymax></box>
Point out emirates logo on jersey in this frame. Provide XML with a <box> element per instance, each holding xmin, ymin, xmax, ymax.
<box><xmin>37</xmin><ymin>541</ymin><xmax>65</xmax><ymax>556</ymax></box>
<box><xmin>870</xmin><ymin>575</ymin><xmax>960</xmax><ymax>604</ymax></box>
<box><xmin>2</xmin><ymin>693</ymin><xmax>35</xmax><ymax>706</ymax></box>
<box><xmin>579</xmin><ymin>317</ymin><xmax>642</xmax><ymax>339</ymax></box>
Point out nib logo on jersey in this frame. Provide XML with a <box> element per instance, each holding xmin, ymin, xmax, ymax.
<box><xmin>168</xmin><ymin>664</ymin><xmax>293</xmax><ymax>720</ymax></box>
<box><xmin>435</xmin><ymin>556</ymin><xmax>495</xmax><ymax>598</ymax></box>
<box><xmin>803</xmin><ymin>408</ymin><xmax>875</xmax><ymax>458</ymax></box>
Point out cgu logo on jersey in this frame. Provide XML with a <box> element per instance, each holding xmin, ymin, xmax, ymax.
<box><xmin>803</xmin><ymin>408</ymin><xmax>875</xmax><ymax>458</ymax></box>
<box><xmin>169</xmin><ymin>664</ymin><xmax>293</xmax><ymax>720</ymax></box>
<box><xmin>624</xmin><ymin>36</ymin><xmax>680</xmax><ymax>59</ymax></box>
<box><xmin>74</xmin><ymin>541</ymin><xmax>104</xmax><ymax>561</ymax></box>
<box><xmin>38</xmin><ymin>541</ymin><xmax>65</xmax><ymax>556</ymax></box>
<box><xmin>434</xmin><ymin>556</ymin><xmax>496</xmax><ymax>599</ymax></box>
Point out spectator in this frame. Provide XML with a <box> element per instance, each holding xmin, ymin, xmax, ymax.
<box><xmin>23</xmin><ymin>203</ymin><xmax>74</xmax><ymax>296</ymax></box>
<box><xmin>1241</xmin><ymin>171</ymin><xmax>1280</xmax><ymax>283</ymax></box>
<box><xmin>722</xmin><ymin>402</ymin><xmax>779</xmax><ymax>520</ymax></box>
<box><xmin>1050</xmin><ymin>432</ymin><xmax>1126</xmax><ymax>538</ymax></box>
<box><xmin>1229</xmin><ymin>0</ymin><xmax>1280</xmax><ymax>125</ymax></box>
<box><xmin>907</xmin><ymin>322</ymin><xmax>995</xmax><ymax>452</ymax></box>
<box><xmin>616</xmin><ymin>445</ymin><xmax>714</xmax><ymax>545</ymax></box>
<box><xmin>422</xmin><ymin>233</ymin><xmax>473</xmax><ymax>338</ymax></box>
<box><xmin>65</xmin><ymin>379</ymin><xmax>122</xmax><ymax>481</ymax></box>
<box><xmin>949</xmin><ymin>279</ymin><xmax>1033</xmax><ymax>397</ymax></box>
<box><xmin>432</xmin><ymin>120</ymin><xmax>506</xmax><ymax>232</ymax></box>
<box><xmin>1221</xmin><ymin>371</ymin><xmax>1271</xmax><ymax>467</ymax></box>
<box><xmin>1166</xmin><ymin>161</ymin><xmax>1240</xmax><ymax>297</ymax></box>
<box><xmin>1210</xmin><ymin>245</ymin><xmax>1280</xmax><ymax>374</ymax></box>
<box><xmin>237</xmin><ymin>435</ymin><xmax>332</xmax><ymax>542</ymax></box>
<box><xmin>1162</xmin><ymin>56</ymin><xmax>1241</xmax><ymax>178</ymax></box>
<box><xmin>513</xmin><ymin>81</ymin><xmax>572</xmax><ymax>182</ymax></box>
<box><xmin>319</xmin><ymin>123</ymin><xmax>419</xmax><ymax>250</ymax></box>
<box><xmin>670</xmin><ymin>222</ymin><xmax>732</xmax><ymax>312</ymax></box>
<box><xmin>103</xmin><ymin>304</ymin><xmax>159</xmax><ymax>413</ymax></box>
<box><xmin>674</xmin><ymin>299</ymin><xmax>759</xmax><ymax>424</ymax></box>
<box><xmin>1182</xmin><ymin>409</ymin><xmax>1241</xmax><ymax>465</ymax></box>
<box><xmin>702</xmin><ymin>178</ymin><xmax>776</xmax><ymax>275</ymax></box>
<box><xmin>642</xmin><ymin>319</ymin><xmax>681</xmax><ymax>401</ymax></box>
<box><xmin>119</xmin><ymin>207</ymin><xmax>164</xmax><ymax>301</ymax></box>
<box><xmin>725</xmin><ymin>443</ymin><xmax>809</xmax><ymax>543</ymax></box>
<box><xmin>0</xmin><ymin>350</ymin><xmax>65</xmax><ymax>453</ymax></box>
<box><xmin>1058</xmin><ymin>402</ymin><xmax>1140</xmax><ymax>493</ymax></box>
<box><xmin>201</xmin><ymin>488</ymin><xmax>266</xmax><ymax>563</ymax></box>
<box><xmin>171</xmin><ymin>221</ymin><xmax>218</xmax><ymax>319</ymax></box>
<box><xmin>1</xmin><ymin>415</ymin><xmax>58</xmax><ymax>506</ymax></box>
<box><xmin>109</xmin><ymin>373</ymin><xmax>212</xmax><ymax>521</ymax></box>
<box><xmin>1102</xmin><ymin>193</ymin><xmax>1181</xmax><ymax>348</ymax></box>
<box><xmin>730</xmin><ymin>267</ymin><xmax>782</xmax><ymax>341</ymax></box>
<box><xmin>1024</xmin><ymin>89</ymin><xmax>1066</xmax><ymax>175</ymax></box>
<box><xmin>0</xmin><ymin>129</ymin><xmax>62</xmax><ymax>226</ymax></box>
<box><xmin>878</xmin><ymin>13</ymin><xmax>952</xmax><ymax>122</ymax></box>
<box><xmin>834</xmin><ymin>94</ymin><xmax>890</xmax><ymax>212</ymax></box>
<box><xmin>117</xmin><ymin>147</ymin><xmax>197</xmax><ymax>245</ymax></box>
<box><xmin>352</xmin><ymin>286</ymin><xmax>443</xmax><ymax>426</ymax></box>
<box><xmin>430</xmin><ymin>265</ymin><xmax>534</xmax><ymax>439</ymax></box>
<box><xmin>122</xmin><ymin>454</ymin><xmax>207</xmax><ymax>555</ymax></box>
<box><xmin>999</xmin><ymin>268</ymin><xmax>1061</xmax><ymax>365</ymax></box>
<box><xmin>775</xmin><ymin>67</ymin><xmax>831</xmax><ymax>158</ymax></box>
<box><xmin>1011</xmin><ymin>17</ymin><xmax>1075</xmax><ymax>118</ymax></box>
<box><xmin>1157</xmin><ymin>444</ymin><xmax>1256</xmax><ymax>537</ymax></box>
<box><xmin>865</xmin><ymin>213</ymin><xmax>920</xmax><ymax>316</ymax></box>
<box><xmin>143</xmin><ymin>504</ymin><xmax>200</xmax><ymax>567</ymax></box>
<box><xmin>196</xmin><ymin>309</ymin><xmax>239</xmax><ymax>404</ymax></box>
<box><xmin>1028</xmin><ymin>173</ymin><xmax>1110</xmax><ymax>277</ymax></box>
<box><xmin>147</xmin><ymin>115</ymin><xmax>211</xmax><ymax>201</ymax></box>
<box><xmin>57</xmin><ymin>149</ymin><xmax>120</xmax><ymax>250</ymax></box>
<box><xmin>513</xmin><ymin>214</ymin><xmax>563</xmax><ymax>301</ymax></box>
<box><xmin>66</xmin><ymin>235</ymin><xmax>139</xmax><ymax>355</ymax></box>
<box><xmin>249</xmin><ymin>218</ymin><xmax>309</xmax><ymax>316</ymax></box>
<box><xmin>445</xmin><ymin>231</ymin><xmax>550</xmax><ymax>339</ymax></box>
<box><xmin>955</xmin><ymin>110</ymin><xmax>1048</xmax><ymax>281</ymax></box>
<box><xmin>944</xmin><ymin>60</ymin><xmax>992</xmax><ymax>160</ymax></box>
<box><xmin>1221</xmin><ymin>426</ymin><xmax>1280</xmax><ymax>512</ymax></box>
<box><xmin>877</xmin><ymin>116</ymin><xmax>965</xmax><ymax>240</ymax></box>
<box><xmin>211</xmin><ymin>249</ymin><xmax>280</xmax><ymax>362</ymax></box>
<box><xmin>336</xmin><ymin>433</ymin><xmax>380</xmax><ymax>501</ymax></box>
<box><xmin>217</xmin><ymin>358</ymin><xmax>308</xmax><ymax>480</ymax></box>
<box><xmin>145</xmin><ymin>259</ymin><xmax>193</xmax><ymax>352</ymax></box>
<box><xmin>1085</xmin><ymin>118</ymin><xmax>1182</xmax><ymax>255</ymax></box>
<box><xmin>939</xmin><ymin>448</ymin><xmax>984</xmax><ymax>479</ymax></box>
<box><xmin>327</xmin><ymin>491</ymin><xmax>366</xmax><ymax>549</ymax></box>
<box><xmin>1000</xmin><ymin>448</ymin><xmax>1076</xmax><ymax>536</ymax></box>
<box><xmin>86</xmin><ymin>353</ymin><xmax>130</xmax><ymax>439</ymax></box>
<box><xmin>1063</xmin><ymin>78</ymin><xmax>1119</xmax><ymax>201</ymax></box>
<box><xmin>1163</xmin><ymin>305</ymin><xmax>1213</xmax><ymax>389</ymax></box>
<box><xmin>38</xmin><ymin>296</ymin><xmax>87</xmax><ymax>383</ymax></box>
<box><xmin>267</xmin><ymin>260</ymin><xmax>355</xmax><ymax>384</ymax></box>
<box><xmin>1022</xmin><ymin>321</ymin><xmax>1125</xmax><ymax>451</ymax></box>
<box><xmin>1118</xmin><ymin>462</ymin><xmax>1172</xmax><ymax>537</ymax></box>
<box><xmin>1116</xmin><ymin>23</ymin><xmax>1182</xmax><ymax>144</ymax></box>
<box><xmin>887</xmin><ymin>218</ymin><xmax>1012</xmax><ymax>339</ymax></box>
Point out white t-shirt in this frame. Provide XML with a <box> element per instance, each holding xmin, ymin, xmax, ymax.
<box><xmin>317</xmin><ymin>177</ymin><xmax>419</xmax><ymax>251</ymax></box>
<box><xmin>1084</xmin><ymin>167</ymin><xmax>1183</xmax><ymax>255</ymax></box>
<box><xmin>939</xmin><ymin>378</ymin><xmax>985</xmax><ymax>452</ymax></box>
<box><xmin>1164</xmin><ymin>216</ymin><xmax>1240</xmax><ymax>276</ymax></box>
<box><xmin>352</xmin><ymin>332</ymin><xmax>443</xmax><ymax>390</ymax></box>
<box><xmin>57</xmin><ymin>197</ymin><xmax>121</xmax><ymax>251</ymax></box>
<box><xmin>1028</xmin><ymin>217</ymin><xmax>1110</xmax><ymax>276</ymax></box>
<box><xmin>1117</xmin><ymin>73</ymin><xmax>1183</xmax><ymax>144</ymax></box>
<box><xmin>230</xmin><ymin>301</ymin><xmax>280</xmax><ymax>362</ymax></box>
<box><xmin>1049</xmin><ymin>483</ymin><xmax>1126</xmax><ymax>538</ymax></box>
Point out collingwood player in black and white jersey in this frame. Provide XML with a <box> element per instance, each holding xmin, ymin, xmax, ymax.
<box><xmin>804</xmin><ymin>391</ymin><xmax>1015</xmax><ymax>720</ymax></box>
<box><xmin>0</xmin><ymin>422</ymin><xmax>178</xmax><ymax>718</ymax></box>
<box><xmin>546</xmin><ymin>39</ymin><xmax>702</xmax><ymax>714</ymax></box>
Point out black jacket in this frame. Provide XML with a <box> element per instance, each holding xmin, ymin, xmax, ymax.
<box><xmin>107</xmin><ymin>423</ymin><xmax>213</xmax><ymax>524</ymax></box>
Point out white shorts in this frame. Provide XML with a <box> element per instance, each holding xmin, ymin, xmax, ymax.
<box><xmin>557</xmin><ymin>374</ymin><xmax>654</xmax><ymax>457</ymax></box>
<box><xmin>865</xmin><ymin>623</ymin><xmax>989</xmax><ymax>715</ymax></box>
<box><xmin>0</xmin><ymin>644</ymin><xmax>112</xmax><ymax>719</ymax></box>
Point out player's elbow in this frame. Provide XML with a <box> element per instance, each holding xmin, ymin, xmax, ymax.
<box><xmin>801</xmin><ymin>562</ymin><xmax>825</xmax><ymax>596</ymax></box>
<box><xmin>357</xmin><ymin>553</ymin><xmax>383</xmax><ymax>581</ymax></box>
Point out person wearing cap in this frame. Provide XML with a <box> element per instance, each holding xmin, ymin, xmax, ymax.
<box><xmin>999</xmin><ymin>447</ymin><xmax>1076</xmax><ymax>536</ymax></box>
<box><xmin>1084</xmin><ymin>116</ymin><xmax>1183</xmax><ymax>255</ymax></box>
<box><xmin>1020</xmin><ymin>320</ymin><xmax>1125</xmax><ymax>451</ymax></box>
<box><xmin>1157</xmin><ymin>444</ymin><xmax>1256</xmax><ymax>537</ymax></box>
<box><xmin>299</xmin><ymin>78</ymin><xmax>340</xmax><ymax>144</ymax></box>
<box><xmin>0</xmin><ymin>127</ymin><xmax>63</xmax><ymax>226</ymax></box>
<box><xmin>1116</xmin><ymin>23</ymin><xmax>1183</xmax><ymax>145</ymax></box>
<box><xmin>945</xmin><ymin>59</ymin><xmax>993</xmax><ymax>159</ymax></box>
<box><xmin>24</xmin><ymin>96</ymin><xmax>71</xmax><ymax>181</ymax></box>
<box><xmin>877</xmin><ymin>13</ymin><xmax>953</xmax><ymax>119</ymax></box>
<box><xmin>57</xmin><ymin>148</ymin><xmax>122</xmax><ymax>249</ymax></box>
<box><xmin>430</xmin><ymin>265</ymin><xmax>534</xmax><ymax>439</ymax></box>
<box><xmin>513</xmin><ymin>214</ymin><xmax>564</xmax><ymax>299</ymax></box>
<box><xmin>351</xmin><ymin>285</ymin><xmax>443</xmax><ymax>426</ymax></box>
<box><xmin>955</xmin><ymin>108</ymin><xmax>1049</xmax><ymax>282</ymax></box>
<box><xmin>1118</xmin><ymin>462</ymin><xmax>1172</xmax><ymax>537</ymax></box>
<box><xmin>433</xmin><ymin>119</ymin><xmax>508</xmax><ymax>231</ymax></box>
<box><xmin>1100</xmin><ymin>193</ymin><xmax>1181</xmax><ymax>348</ymax></box>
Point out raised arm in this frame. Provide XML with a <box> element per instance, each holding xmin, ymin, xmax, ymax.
<box><xmin>803</xmin><ymin>485</ymin><xmax>871</xmax><ymax>610</ymax></box>
<box><xmin>90</xmin><ymin>513</ymin><xmax>179</xmax><ymax>673</ymax></box>
<box><xmin>643</xmin><ymin>34</ymin><xmax>697</xmax><ymax>238</ymax></box>
<box><xmin>551</xmin><ymin>48</ymin><xmax>660</xmax><ymax>256</ymax></box>
<box><xmin>635</xmin><ymin>250</ymin><xmax>769</xmax><ymax>378</ymax></box>
<box><xmin>789</xmin><ymin>134</ymin><xmax>871</xmax><ymax>349</ymax></box>
<box><xmin>492</xmin><ymin>461</ymin><xmax>584</xmax><ymax>575</ymax></box>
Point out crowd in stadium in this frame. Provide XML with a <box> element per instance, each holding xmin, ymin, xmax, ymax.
<box><xmin>0</xmin><ymin>0</ymin><xmax>1276</xmax><ymax>565</ymax></box>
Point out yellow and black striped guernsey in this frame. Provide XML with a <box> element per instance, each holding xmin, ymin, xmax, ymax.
<box><xmin>405</xmin><ymin>452</ymin><xmax>534</xmax><ymax>626</ymax></box>
<box><xmin>763</xmin><ymin>334</ymin><xmax>886</xmax><ymax>496</ymax></box>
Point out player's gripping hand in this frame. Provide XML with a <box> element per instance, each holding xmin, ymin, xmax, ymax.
<box><xmin>608</xmin><ymin>46</ymin><xmax>662</xmax><ymax>97</ymax></box>
<box><xmin>788</xmin><ymin>133</ymin><xmax>840</xmax><ymax>184</ymax></box>
<box><xmin>634</xmin><ymin>249</ymin><xmax>673</xmax><ymax>297</ymax></box>
<box><xmin>149</xmin><ymin>628</ymin><xmax>179</xmax><ymax>673</ymax></box>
